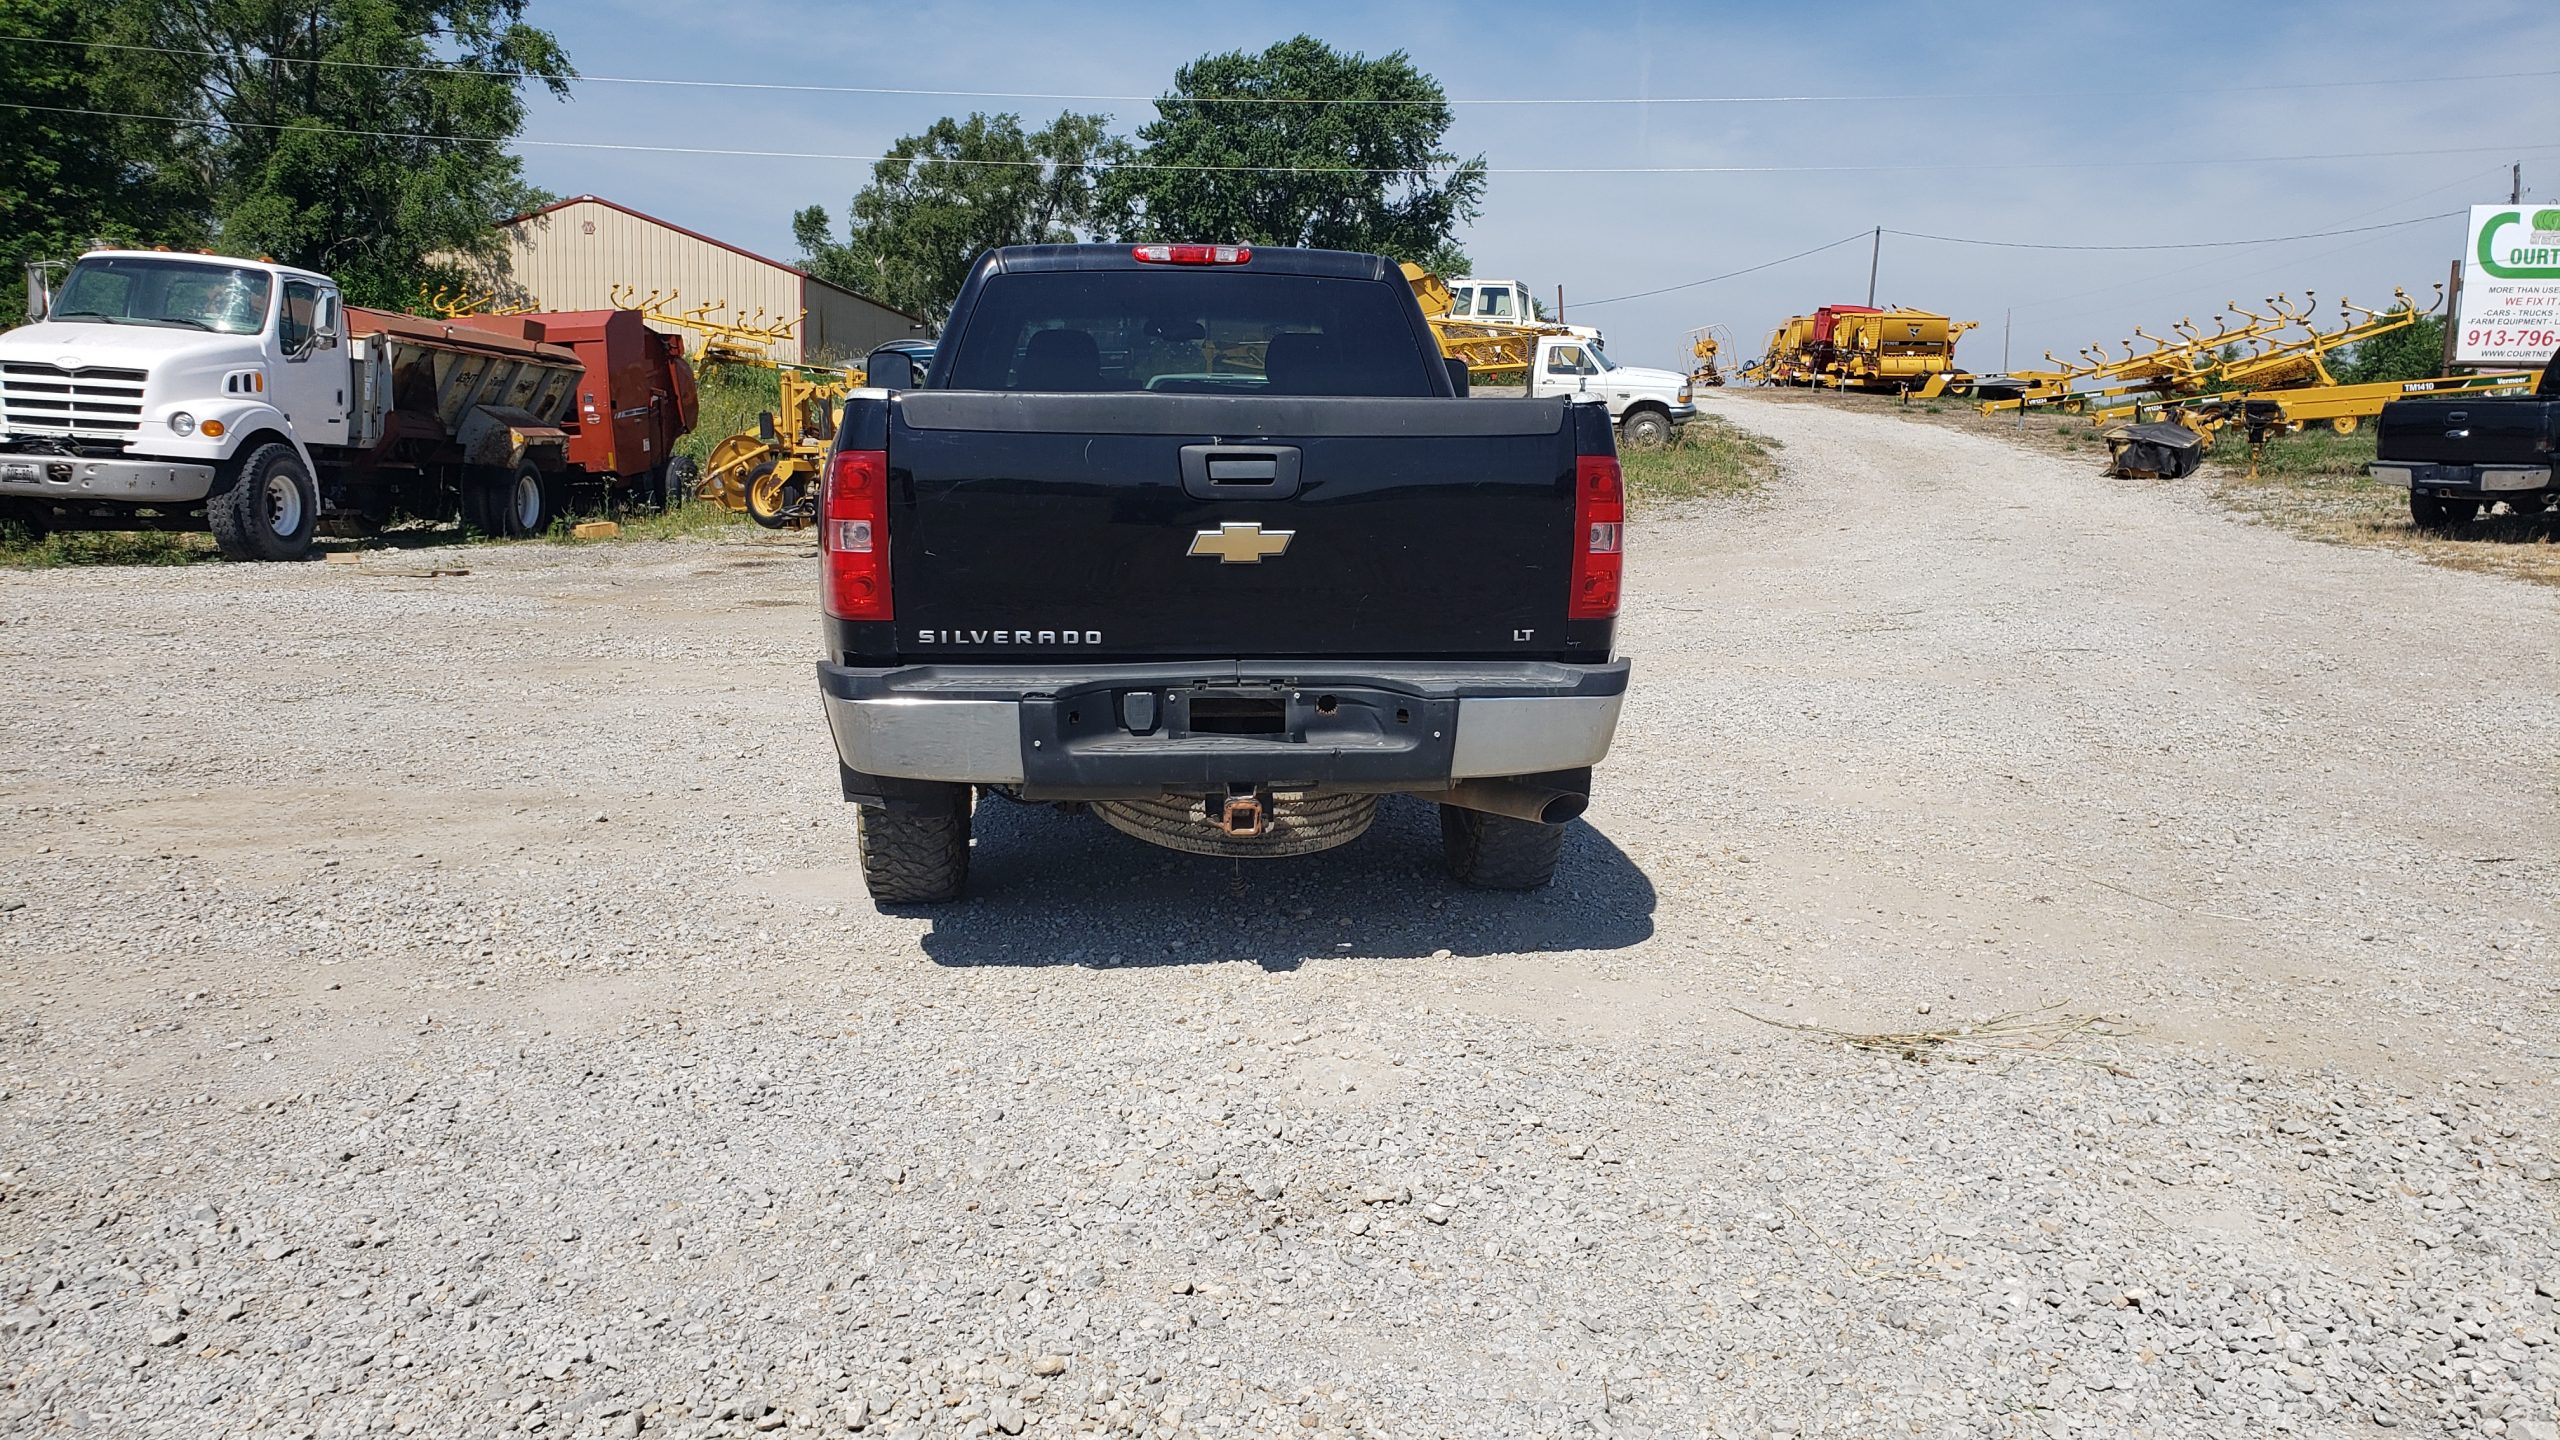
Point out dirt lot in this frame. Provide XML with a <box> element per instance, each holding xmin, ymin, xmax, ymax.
<box><xmin>3</xmin><ymin>397</ymin><xmax>2556</xmax><ymax>1439</ymax></box>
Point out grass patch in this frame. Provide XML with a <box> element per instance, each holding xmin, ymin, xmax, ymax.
<box><xmin>0</xmin><ymin>524</ymin><xmax>216</xmax><ymax>569</ymax></box>
<box><xmin>1622</xmin><ymin>413</ymin><xmax>1780</xmax><ymax>508</ymax></box>
<box><xmin>549</xmin><ymin>500</ymin><xmax>752</xmax><ymax>545</ymax></box>
<box><xmin>2209</xmin><ymin>424</ymin><xmax>2376</xmax><ymax>481</ymax></box>
<box><xmin>679</xmin><ymin>365</ymin><xmax>784</xmax><ymax>468</ymax></box>
<box><xmin>2205</xmin><ymin>424</ymin><xmax>2559</xmax><ymax>585</ymax></box>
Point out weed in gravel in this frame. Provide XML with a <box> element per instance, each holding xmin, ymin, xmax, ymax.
<box><xmin>1622</xmin><ymin>413</ymin><xmax>1779</xmax><ymax>508</ymax></box>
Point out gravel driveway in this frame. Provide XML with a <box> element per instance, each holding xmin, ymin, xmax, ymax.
<box><xmin>3</xmin><ymin>394</ymin><xmax>2556</xmax><ymax>1440</ymax></box>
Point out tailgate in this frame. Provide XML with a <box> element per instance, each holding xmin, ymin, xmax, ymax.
<box><xmin>889</xmin><ymin>392</ymin><xmax>1580</xmax><ymax>660</ymax></box>
<box><xmin>2378</xmin><ymin>398</ymin><xmax>2558</xmax><ymax>465</ymax></box>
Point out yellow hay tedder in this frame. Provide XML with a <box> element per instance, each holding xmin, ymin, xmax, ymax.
<box><xmin>1980</xmin><ymin>284</ymin><xmax>2535</xmax><ymax>441</ymax></box>
<box><xmin>612</xmin><ymin>287</ymin><xmax>865</xmax><ymax>528</ymax></box>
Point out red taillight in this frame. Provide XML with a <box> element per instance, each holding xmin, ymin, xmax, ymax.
<box><xmin>821</xmin><ymin>448</ymin><xmax>889</xmax><ymax>620</ymax></box>
<box><xmin>1569</xmin><ymin>453</ymin><xmax>1624</xmax><ymax>620</ymax></box>
<box><xmin>1130</xmin><ymin>243</ymin><xmax>1253</xmax><ymax>265</ymax></box>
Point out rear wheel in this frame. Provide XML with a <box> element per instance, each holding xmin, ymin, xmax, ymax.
<box><xmin>207</xmin><ymin>442</ymin><xmax>318</xmax><ymax>561</ymax></box>
<box><xmin>665</xmin><ymin>454</ymin><xmax>699</xmax><ymax>508</ymax></box>
<box><xmin>2410</xmin><ymin>492</ymin><xmax>2479</xmax><ymax>531</ymax></box>
<box><xmin>499</xmin><ymin>462</ymin><xmax>555</xmax><ymax>538</ymax></box>
<box><xmin>1439</xmin><ymin>806</ymin><xmax>1565</xmax><ymax>890</ymax></box>
<box><xmin>857</xmin><ymin>786</ymin><xmax>973</xmax><ymax>904</ymax></box>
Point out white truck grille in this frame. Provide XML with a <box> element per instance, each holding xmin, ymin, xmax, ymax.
<box><xmin>0</xmin><ymin>363</ymin><xmax>148</xmax><ymax>435</ymax></box>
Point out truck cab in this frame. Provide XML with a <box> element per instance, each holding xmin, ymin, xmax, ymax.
<box><xmin>1</xmin><ymin>251</ymin><xmax>344</xmax><ymax>542</ymax></box>
<box><xmin>1445</xmin><ymin>278</ymin><xmax>1606</xmax><ymax>349</ymax></box>
<box><xmin>1525</xmin><ymin>335</ymin><xmax>1696</xmax><ymax>448</ymax></box>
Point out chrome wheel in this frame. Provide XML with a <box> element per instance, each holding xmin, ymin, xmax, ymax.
<box><xmin>263</xmin><ymin>471</ymin><xmax>304</xmax><ymax>537</ymax></box>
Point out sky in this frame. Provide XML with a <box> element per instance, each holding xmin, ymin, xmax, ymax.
<box><xmin>511</xmin><ymin>0</ymin><xmax>2560</xmax><ymax>378</ymax></box>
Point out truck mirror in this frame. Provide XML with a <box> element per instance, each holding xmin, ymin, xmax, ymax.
<box><xmin>866</xmin><ymin>350</ymin><xmax>917</xmax><ymax>391</ymax></box>
<box><xmin>1444</xmin><ymin>357</ymin><xmax>1470</xmax><ymax>397</ymax></box>
<box><xmin>24</xmin><ymin>261</ymin><xmax>51</xmax><ymax>322</ymax></box>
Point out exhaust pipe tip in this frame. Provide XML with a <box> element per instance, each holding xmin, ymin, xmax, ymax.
<box><xmin>1431</xmin><ymin>778</ymin><xmax>1589</xmax><ymax>826</ymax></box>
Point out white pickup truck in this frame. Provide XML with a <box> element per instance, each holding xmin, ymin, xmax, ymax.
<box><xmin>1520</xmin><ymin>334</ymin><xmax>1695</xmax><ymax>447</ymax></box>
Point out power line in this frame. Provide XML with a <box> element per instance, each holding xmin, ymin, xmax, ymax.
<box><xmin>4</xmin><ymin>34</ymin><xmax>2555</xmax><ymax>108</ymax></box>
<box><xmin>2011</xmin><ymin>165</ymin><xmax>2513</xmax><ymax>320</ymax></box>
<box><xmin>9</xmin><ymin>100</ymin><xmax>2559</xmax><ymax>178</ymax></box>
<box><xmin>1886</xmin><ymin>212</ymin><xmax>2461</xmax><ymax>252</ymax></box>
<box><xmin>1576</xmin><ymin>233</ymin><xmax>1873</xmax><ymax>308</ymax></box>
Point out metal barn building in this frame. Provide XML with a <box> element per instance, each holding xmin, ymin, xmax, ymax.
<box><xmin>480</xmin><ymin>196</ymin><xmax>921</xmax><ymax>364</ymax></box>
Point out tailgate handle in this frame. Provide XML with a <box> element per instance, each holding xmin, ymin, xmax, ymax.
<box><xmin>1181</xmin><ymin>445</ymin><xmax>1301</xmax><ymax>500</ymax></box>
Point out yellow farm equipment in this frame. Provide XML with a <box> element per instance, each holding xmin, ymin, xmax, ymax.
<box><xmin>611</xmin><ymin>288</ymin><xmax>864</xmax><ymax>528</ymax></box>
<box><xmin>1402</xmin><ymin>263</ymin><xmax>1582</xmax><ymax>383</ymax></box>
<box><xmin>2159</xmin><ymin>369</ymin><xmax>2539</xmax><ymax>444</ymax></box>
<box><xmin>700</xmin><ymin>365</ymin><xmax>860</xmax><ymax>527</ymax></box>
<box><xmin>1687</xmin><ymin>326</ymin><xmax>1730</xmax><ymax>388</ymax></box>
<box><xmin>1745</xmin><ymin>305</ymin><xmax>1977</xmax><ymax>396</ymax></box>
<box><xmin>1980</xmin><ymin>286</ymin><xmax>2455</xmax><ymax>434</ymax></box>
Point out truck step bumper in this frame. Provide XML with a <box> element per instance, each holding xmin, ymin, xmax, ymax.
<box><xmin>0</xmin><ymin>455</ymin><xmax>217</xmax><ymax>504</ymax></box>
<box><xmin>818</xmin><ymin>659</ymin><xmax>1629</xmax><ymax>799</ymax></box>
<box><xmin>2371</xmin><ymin>462</ymin><xmax>2553</xmax><ymax>493</ymax></box>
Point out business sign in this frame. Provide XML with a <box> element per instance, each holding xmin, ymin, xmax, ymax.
<box><xmin>2455</xmin><ymin>205</ymin><xmax>2560</xmax><ymax>365</ymax></box>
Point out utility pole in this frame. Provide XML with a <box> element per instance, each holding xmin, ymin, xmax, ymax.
<box><xmin>1866</xmin><ymin>226</ymin><xmax>1880</xmax><ymax>307</ymax></box>
<box><xmin>2512</xmin><ymin>162</ymin><xmax>2523</xmax><ymax>204</ymax></box>
<box><xmin>2003</xmin><ymin>308</ymin><xmax>2012</xmax><ymax>373</ymax></box>
<box><xmin>1556</xmin><ymin>285</ymin><xmax>1565</xmax><ymax>324</ymax></box>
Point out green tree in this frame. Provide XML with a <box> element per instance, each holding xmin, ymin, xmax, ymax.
<box><xmin>102</xmin><ymin>0</ymin><xmax>572</xmax><ymax>308</ymax></box>
<box><xmin>1097</xmin><ymin>36</ymin><xmax>1482</xmax><ymax>271</ymax></box>
<box><xmin>0</xmin><ymin>0</ymin><xmax>200</xmax><ymax>324</ymax></box>
<box><xmin>2333</xmin><ymin>309</ymin><xmax>2447</xmax><ymax>385</ymax></box>
<box><xmin>794</xmin><ymin>111</ymin><xmax>1111</xmax><ymax>324</ymax></box>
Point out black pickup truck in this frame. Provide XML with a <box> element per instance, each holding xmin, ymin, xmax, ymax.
<box><xmin>813</xmin><ymin>243</ymin><xmax>1629</xmax><ymax>902</ymax></box>
<box><xmin>2372</xmin><ymin>348</ymin><xmax>2560</xmax><ymax>529</ymax></box>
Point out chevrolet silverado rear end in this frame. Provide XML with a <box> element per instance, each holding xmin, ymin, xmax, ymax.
<box><xmin>815</xmin><ymin>243</ymin><xmax>1628</xmax><ymax>902</ymax></box>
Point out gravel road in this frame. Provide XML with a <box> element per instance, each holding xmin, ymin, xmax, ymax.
<box><xmin>4</xmin><ymin>394</ymin><xmax>2557</xmax><ymax>1440</ymax></box>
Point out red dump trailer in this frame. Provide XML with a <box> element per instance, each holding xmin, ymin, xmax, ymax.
<box><xmin>455</xmin><ymin>308</ymin><xmax>698</xmax><ymax>507</ymax></box>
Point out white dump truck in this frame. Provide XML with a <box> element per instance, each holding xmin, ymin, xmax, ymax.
<box><xmin>0</xmin><ymin>249</ymin><xmax>600</xmax><ymax>559</ymax></box>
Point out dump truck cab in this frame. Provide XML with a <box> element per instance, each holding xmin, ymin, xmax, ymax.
<box><xmin>1</xmin><ymin>250</ymin><xmax>342</xmax><ymax>504</ymax></box>
<box><xmin>1445</xmin><ymin>278</ymin><xmax>1606</xmax><ymax>349</ymax></box>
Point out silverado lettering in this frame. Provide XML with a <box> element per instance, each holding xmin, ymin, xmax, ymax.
<box><xmin>914</xmin><ymin>629</ymin><xmax>1103</xmax><ymax>645</ymax></box>
<box><xmin>815</xmin><ymin>243</ymin><xmax>1630</xmax><ymax>903</ymax></box>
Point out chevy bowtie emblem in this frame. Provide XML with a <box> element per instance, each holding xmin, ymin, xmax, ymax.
<box><xmin>1187</xmin><ymin>521</ymin><xmax>1294</xmax><ymax>565</ymax></box>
